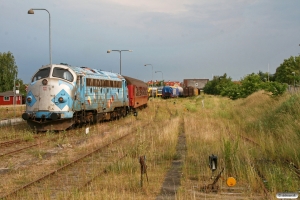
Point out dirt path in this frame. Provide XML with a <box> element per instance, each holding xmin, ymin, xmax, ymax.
<box><xmin>156</xmin><ymin>118</ymin><xmax>186</xmax><ymax>200</ymax></box>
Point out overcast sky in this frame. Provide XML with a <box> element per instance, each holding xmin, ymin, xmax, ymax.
<box><xmin>1</xmin><ymin>0</ymin><xmax>300</xmax><ymax>83</ymax></box>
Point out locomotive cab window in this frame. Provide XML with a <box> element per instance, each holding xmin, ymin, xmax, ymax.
<box><xmin>32</xmin><ymin>67</ymin><xmax>50</xmax><ymax>82</ymax></box>
<box><xmin>52</xmin><ymin>68</ymin><xmax>74</xmax><ymax>82</ymax></box>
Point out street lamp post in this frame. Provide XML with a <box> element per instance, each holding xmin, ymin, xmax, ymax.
<box><xmin>28</xmin><ymin>8</ymin><xmax>52</xmax><ymax>65</ymax></box>
<box><xmin>13</xmin><ymin>78</ymin><xmax>16</xmax><ymax>118</ymax></box>
<box><xmin>144</xmin><ymin>64</ymin><xmax>154</xmax><ymax>97</ymax></box>
<box><xmin>107</xmin><ymin>50</ymin><xmax>132</xmax><ymax>74</ymax></box>
<box><xmin>13</xmin><ymin>76</ymin><xmax>19</xmax><ymax>118</ymax></box>
<box><xmin>155</xmin><ymin>71</ymin><xmax>163</xmax><ymax>86</ymax></box>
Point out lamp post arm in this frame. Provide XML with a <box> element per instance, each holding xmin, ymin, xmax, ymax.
<box><xmin>28</xmin><ymin>8</ymin><xmax>52</xmax><ymax>64</ymax></box>
<box><xmin>107</xmin><ymin>50</ymin><xmax>132</xmax><ymax>74</ymax></box>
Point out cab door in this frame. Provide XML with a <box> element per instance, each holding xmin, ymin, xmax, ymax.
<box><xmin>122</xmin><ymin>80</ymin><xmax>126</xmax><ymax>106</ymax></box>
<box><xmin>73</xmin><ymin>75</ymin><xmax>85</xmax><ymax>111</ymax></box>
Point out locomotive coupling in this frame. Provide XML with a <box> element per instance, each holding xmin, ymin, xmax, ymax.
<box><xmin>22</xmin><ymin>113</ymin><xmax>35</xmax><ymax>120</ymax></box>
<box><xmin>50</xmin><ymin>113</ymin><xmax>61</xmax><ymax>120</ymax></box>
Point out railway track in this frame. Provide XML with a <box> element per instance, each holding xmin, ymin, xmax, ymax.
<box><xmin>226</xmin><ymin>126</ymin><xmax>300</xmax><ymax>197</ymax></box>
<box><xmin>0</xmin><ymin>135</ymin><xmax>53</xmax><ymax>157</ymax></box>
<box><xmin>0</xmin><ymin>114</ymin><xmax>137</xmax><ymax>157</ymax></box>
<box><xmin>2</xmin><ymin>133</ymin><xmax>131</xmax><ymax>199</ymax></box>
<box><xmin>0</xmin><ymin>139</ymin><xmax>22</xmax><ymax>147</ymax></box>
<box><xmin>236</xmin><ymin>133</ymin><xmax>300</xmax><ymax>179</ymax></box>
<box><xmin>0</xmin><ymin>120</ymin><xmax>152</xmax><ymax>199</ymax></box>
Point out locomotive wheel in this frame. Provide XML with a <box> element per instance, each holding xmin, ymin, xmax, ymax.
<box><xmin>123</xmin><ymin>111</ymin><xmax>127</xmax><ymax>118</ymax></box>
<box><xmin>86</xmin><ymin>113</ymin><xmax>93</xmax><ymax>123</ymax></box>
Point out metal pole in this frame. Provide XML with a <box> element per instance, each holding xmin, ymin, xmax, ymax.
<box><xmin>49</xmin><ymin>10</ymin><xmax>51</xmax><ymax>64</ymax></box>
<box><xmin>152</xmin><ymin>66</ymin><xmax>154</xmax><ymax>97</ymax></box>
<box><xmin>14</xmin><ymin>79</ymin><xmax>16</xmax><ymax>118</ymax></box>
<box><xmin>28</xmin><ymin>8</ymin><xmax>52</xmax><ymax>64</ymax></box>
<box><xmin>107</xmin><ymin>50</ymin><xmax>132</xmax><ymax>74</ymax></box>
<box><xmin>119</xmin><ymin>51</ymin><xmax>122</xmax><ymax>75</ymax></box>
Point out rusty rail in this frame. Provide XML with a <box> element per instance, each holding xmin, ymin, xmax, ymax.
<box><xmin>226</xmin><ymin>126</ymin><xmax>300</xmax><ymax>200</ymax></box>
<box><xmin>0</xmin><ymin>139</ymin><xmax>22</xmax><ymax>147</ymax></box>
<box><xmin>1</xmin><ymin>121</ymin><xmax>152</xmax><ymax>199</ymax></box>
<box><xmin>0</xmin><ymin>132</ymin><xmax>132</xmax><ymax>199</ymax></box>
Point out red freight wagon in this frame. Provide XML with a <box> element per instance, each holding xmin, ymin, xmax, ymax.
<box><xmin>123</xmin><ymin>76</ymin><xmax>148</xmax><ymax>110</ymax></box>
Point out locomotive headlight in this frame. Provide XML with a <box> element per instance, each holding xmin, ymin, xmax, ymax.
<box><xmin>58</xmin><ymin>97</ymin><xmax>65</xmax><ymax>103</ymax></box>
<box><xmin>42</xmin><ymin>79</ymin><xmax>48</xmax><ymax>85</ymax></box>
<box><xmin>27</xmin><ymin>96</ymin><xmax>32</xmax><ymax>103</ymax></box>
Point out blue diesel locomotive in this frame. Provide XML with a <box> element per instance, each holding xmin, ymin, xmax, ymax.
<box><xmin>22</xmin><ymin>63</ymin><xmax>145</xmax><ymax>131</ymax></box>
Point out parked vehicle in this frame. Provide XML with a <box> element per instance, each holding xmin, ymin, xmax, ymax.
<box><xmin>162</xmin><ymin>86</ymin><xmax>179</xmax><ymax>98</ymax></box>
<box><xmin>22</xmin><ymin>63</ymin><xmax>148</xmax><ymax>131</ymax></box>
<box><xmin>148</xmin><ymin>87</ymin><xmax>157</xmax><ymax>98</ymax></box>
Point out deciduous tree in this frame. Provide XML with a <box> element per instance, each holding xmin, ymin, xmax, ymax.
<box><xmin>0</xmin><ymin>51</ymin><xmax>18</xmax><ymax>92</ymax></box>
<box><xmin>274</xmin><ymin>56</ymin><xmax>300</xmax><ymax>84</ymax></box>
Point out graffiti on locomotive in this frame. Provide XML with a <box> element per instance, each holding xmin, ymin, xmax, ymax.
<box><xmin>22</xmin><ymin>63</ymin><xmax>148</xmax><ymax>131</ymax></box>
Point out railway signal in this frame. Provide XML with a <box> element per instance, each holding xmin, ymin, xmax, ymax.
<box><xmin>209</xmin><ymin>154</ymin><xmax>217</xmax><ymax>171</ymax></box>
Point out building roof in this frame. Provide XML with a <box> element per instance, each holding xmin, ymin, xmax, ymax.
<box><xmin>0</xmin><ymin>91</ymin><xmax>22</xmax><ymax>96</ymax></box>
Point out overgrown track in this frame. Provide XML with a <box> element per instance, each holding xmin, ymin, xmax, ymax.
<box><xmin>156</xmin><ymin>117</ymin><xmax>186</xmax><ymax>199</ymax></box>
<box><xmin>1</xmin><ymin>121</ymin><xmax>152</xmax><ymax>199</ymax></box>
<box><xmin>0</xmin><ymin>120</ymin><xmax>134</xmax><ymax>158</ymax></box>
<box><xmin>0</xmin><ymin>135</ymin><xmax>56</xmax><ymax>157</ymax></box>
<box><xmin>165</xmin><ymin>101</ymin><xmax>176</xmax><ymax>119</ymax></box>
<box><xmin>0</xmin><ymin>141</ymin><xmax>47</xmax><ymax>158</ymax></box>
<box><xmin>235</xmin><ymin>132</ymin><xmax>300</xmax><ymax>179</ymax></box>
<box><xmin>0</xmin><ymin>139</ymin><xmax>22</xmax><ymax>147</ymax></box>
<box><xmin>227</xmin><ymin>126</ymin><xmax>300</xmax><ymax>197</ymax></box>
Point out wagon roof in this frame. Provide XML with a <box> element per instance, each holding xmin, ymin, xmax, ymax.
<box><xmin>123</xmin><ymin>75</ymin><xmax>147</xmax><ymax>87</ymax></box>
<box><xmin>0</xmin><ymin>91</ymin><xmax>22</xmax><ymax>96</ymax></box>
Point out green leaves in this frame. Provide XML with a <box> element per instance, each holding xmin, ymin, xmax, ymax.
<box><xmin>204</xmin><ymin>73</ymin><xmax>287</xmax><ymax>100</ymax></box>
<box><xmin>274</xmin><ymin>55</ymin><xmax>300</xmax><ymax>84</ymax></box>
<box><xmin>0</xmin><ymin>51</ymin><xmax>18</xmax><ymax>93</ymax></box>
<box><xmin>203</xmin><ymin>55</ymin><xmax>300</xmax><ymax>99</ymax></box>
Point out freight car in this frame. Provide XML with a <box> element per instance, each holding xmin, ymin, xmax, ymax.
<box><xmin>22</xmin><ymin>63</ymin><xmax>148</xmax><ymax>131</ymax></box>
<box><xmin>176</xmin><ymin>86</ymin><xmax>184</xmax><ymax>97</ymax></box>
<box><xmin>183</xmin><ymin>86</ymin><xmax>199</xmax><ymax>97</ymax></box>
<box><xmin>148</xmin><ymin>87</ymin><xmax>157</xmax><ymax>98</ymax></box>
<box><xmin>156</xmin><ymin>86</ymin><xmax>163</xmax><ymax>97</ymax></box>
<box><xmin>162</xmin><ymin>86</ymin><xmax>179</xmax><ymax>99</ymax></box>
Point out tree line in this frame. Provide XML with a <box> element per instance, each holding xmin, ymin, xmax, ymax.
<box><xmin>204</xmin><ymin>55</ymin><xmax>300</xmax><ymax>99</ymax></box>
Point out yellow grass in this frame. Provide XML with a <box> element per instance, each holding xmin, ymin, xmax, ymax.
<box><xmin>1</xmin><ymin>93</ymin><xmax>300</xmax><ymax>199</ymax></box>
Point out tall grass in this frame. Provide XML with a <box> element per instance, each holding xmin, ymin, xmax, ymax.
<box><xmin>177</xmin><ymin>91</ymin><xmax>300</xmax><ymax>199</ymax></box>
<box><xmin>0</xmin><ymin>105</ymin><xmax>25</xmax><ymax>120</ymax></box>
<box><xmin>2</xmin><ymin>94</ymin><xmax>300</xmax><ymax>199</ymax></box>
<box><xmin>227</xmin><ymin>91</ymin><xmax>300</xmax><ymax>194</ymax></box>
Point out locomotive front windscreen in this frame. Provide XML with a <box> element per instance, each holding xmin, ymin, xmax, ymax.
<box><xmin>52</xmin><ymin>67</ymin><xmax>74</xmax><ymax>82</ymax></box>
<box><xmin>32</xmin><ymin>67</ymin><xmax>50</xmax><ymax>82</ymax></box>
